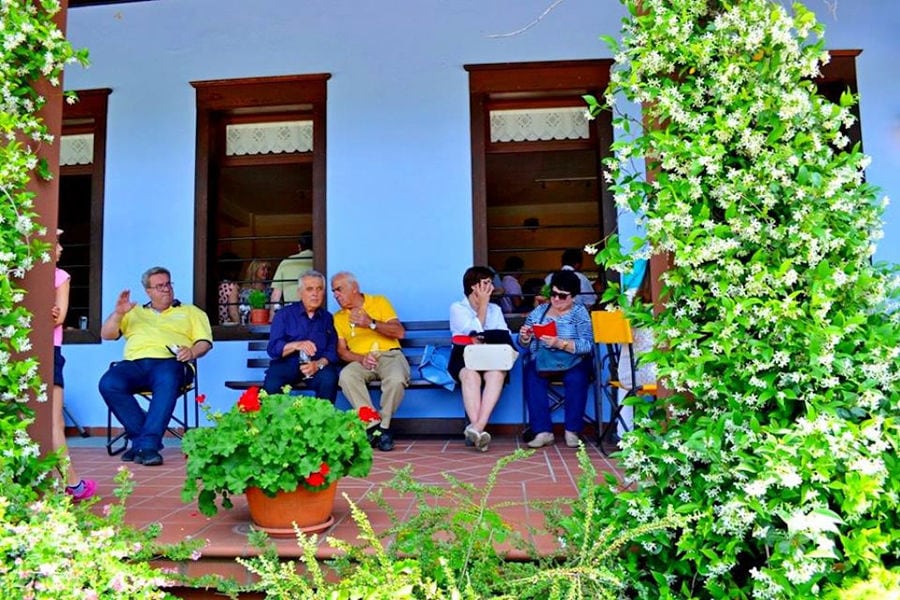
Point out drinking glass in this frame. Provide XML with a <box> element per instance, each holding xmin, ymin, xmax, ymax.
<box><xmin>298</xmin><ymin>349</ymin><xmax>314</xmax><ymax>379</ymax></box>
<box><xmin>367</xmin><ymin>342</ymin><xmax>380</xmax><ymax>371</ymax></box>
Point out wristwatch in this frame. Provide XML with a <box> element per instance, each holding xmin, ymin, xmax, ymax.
<box><xmin>317</xmin><ymin>360</ymin><xmax>325</xmax><ymax>371</ymax></box>
<box><xmin>369</xmin><ymin>320</ymin><xmax>377</xmax><ymax>330</ymax></box>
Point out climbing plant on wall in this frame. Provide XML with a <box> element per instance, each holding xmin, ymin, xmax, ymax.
<box><xmin>0</xmin><ymin>0</ymin><xmax>88</xmax><ymax>505</ymax></box>
<box><xmin>579</xmin><ymin>0</ymin><xmax>900</xmax><ymax>597</ymax></box>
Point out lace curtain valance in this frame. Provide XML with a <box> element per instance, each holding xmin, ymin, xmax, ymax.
<box><xmin>490</xmin><ymin>107</ymin><xmax>589</xmax><ymax>143</ymax></box>
<box><xmin>226</xmin><ymin>120</ymin><xmax>313</xmax><ymax>156</ymax></box>
<box><xmin>60</xmin><ymin>133</ymin><xmax>94</xmax><ymax>166</ymax></box>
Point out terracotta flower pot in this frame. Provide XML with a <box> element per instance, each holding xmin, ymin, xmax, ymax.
<box><xmin>249</xmin><ymin>308</ymin><xmax>269</xmax><ymax>325</ymax></box>
<box><xmin>245</xmin><ymin>481</ymin><xmax>337</xmax><ymax>537</ymax></box>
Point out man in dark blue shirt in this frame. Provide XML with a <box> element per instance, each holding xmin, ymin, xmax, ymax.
<box><xmin>263</xmin><ymin>270</ymin><xmax>339</xmax><ymax>402</ymax></box>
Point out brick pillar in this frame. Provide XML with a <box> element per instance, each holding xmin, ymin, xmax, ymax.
<box><xmin>24</xmin><ymin>2</ymin><xmax>68</xmax><ymax>454</ymax></box>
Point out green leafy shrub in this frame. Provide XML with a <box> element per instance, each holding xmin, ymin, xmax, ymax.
<box><xmin>182</xmin><ymin>388</ymin><xmax>374</xmax><ymax>516</ymax></box>
<box><xmin>577</xmin><ymin>0</ymin><xmax>900</xmax><ymax>598</ymax></box>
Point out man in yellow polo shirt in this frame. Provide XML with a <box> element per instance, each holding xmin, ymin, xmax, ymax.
<box><xmin>99</xmin><ymin>266</ymin><xmax>212</xmax><ymax>466</ymax></box>
<box><xmin>331</xmin><ymin>271</ymin><xmax>409</xmax><ymax>451</ymax></box>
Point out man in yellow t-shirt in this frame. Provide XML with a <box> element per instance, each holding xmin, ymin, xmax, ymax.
<box><xmin>331</xmin><ymin>271</ymin><xmax>409</xmax><ymax>451</ymax></box>
<box><xmin>99</xmin><ymin>267</ymin><xmax>212</xmax><ymax>467</ymax></box>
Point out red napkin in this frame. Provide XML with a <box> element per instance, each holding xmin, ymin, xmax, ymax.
<box><xmin>532</xmin><ymin>321</ymin><xmax>557</xmax><ymax>338</ymax></box>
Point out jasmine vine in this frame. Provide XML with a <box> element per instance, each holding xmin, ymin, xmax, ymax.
<box><xmin>579</xmin><ymin>0</ymin><xmax>900</xmax><ymax>597</ymax></box>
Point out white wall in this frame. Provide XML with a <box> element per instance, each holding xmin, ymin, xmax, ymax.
<box><xmin>60</xmin><ymin>0</ymin><xmax>900</xmax><ymax>428</ymax></box>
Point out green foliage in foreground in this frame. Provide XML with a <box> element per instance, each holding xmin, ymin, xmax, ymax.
<box><xmin>233</xmin><ymin>447</ymin><xmax>692</xmax><ymax>599</ymax></box>
<box><xmin>0</xmin><ymin>467</ymin><xmax>204</xmax><ymax>599</ymax></box>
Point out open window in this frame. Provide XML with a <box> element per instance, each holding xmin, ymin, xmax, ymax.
<box><xmin>466</xmin><ymin>60</ymin><xmax>615</xmax><ymax>306</ymax></box>
<box><xmin>191</xmin><ymin>74</ymin><xmax>329</xmax><ymax>337</ymax></box>
<box><xmin>817</xmin><ymin>50</ymin><xmax>863</xmax><ymax>150</ymax></box>
<box><xmin>59</xmin><ymin>88</ymin><xmax>109</xmax><ymax>344</ymax></box>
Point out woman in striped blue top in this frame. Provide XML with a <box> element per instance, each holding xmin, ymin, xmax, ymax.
<box><xmin>517</xmin><ymin>270</ymin><xmax>594</xmax><ymax>448</ymax></box>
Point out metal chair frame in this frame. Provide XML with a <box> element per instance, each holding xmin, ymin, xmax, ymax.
<box><xmin>590</xmin><ymin>310</ymin><xmax>657</xmax><ymax>453</ymax></box>
<box><xmin>105</xmin><ymin>361</ymin><xmax>199</xmax><ymax>456</ymax></box>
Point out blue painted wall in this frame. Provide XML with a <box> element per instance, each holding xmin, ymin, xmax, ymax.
<box><xmin>60</xmin><ymin>0</ymin><xmax>900</xmax><ymax>428</ymax></box>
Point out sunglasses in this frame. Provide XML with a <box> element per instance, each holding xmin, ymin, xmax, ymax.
<box><xmin>550</xmin><ymin>290</ymin><xmax>572</xmax><ymax>299</ymax></box>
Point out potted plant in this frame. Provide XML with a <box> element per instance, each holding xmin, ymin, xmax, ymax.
<box><xmin>246</xmin><ymin>288</ymin><xmax>269</xmax><ymax>325</ymax></box>
<box><xmin>182</xmin><ymin>388</ymin><xmax>376</xmax><ymax>534</ymax></box>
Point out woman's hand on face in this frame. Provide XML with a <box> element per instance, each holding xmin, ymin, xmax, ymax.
<box><xmin>471</xmin><ymin>280</ymin><xmax>492</xmax><ymax>306</ymax></box>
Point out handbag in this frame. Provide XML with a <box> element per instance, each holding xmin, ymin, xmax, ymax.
<box><xmin>464</xmin><ymin>344</ymin><xmax>519</xmax><ymax>371</ymax></box>
<box><xmin>534</xmin><ymin>346</ymin><xmax>582</xmax><ymax>375</ymax></box>
<box><xmin>531</xmin><ymin>304</ymin><xmax>581</xmax><ymax>375</ymax></box>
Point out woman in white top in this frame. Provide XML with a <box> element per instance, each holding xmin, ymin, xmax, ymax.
<box><xmin>449</xmin><ymin>266</ymin><xmax>512</xmax><ymax>452</ymax></box>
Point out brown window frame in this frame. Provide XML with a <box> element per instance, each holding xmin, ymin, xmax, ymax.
<box><xmin>817</xmin><ymin>49</ymin><xmax>863</xmax><ymax>150</ymax></box>
<box><xmin>60</xmin><ymin>88</ymin><xmax>110</xmax><ymax>344</ymax></box>
<box><xmin>465</xmin><ymin>59</ymin><xmax>615</xmax><ymax>285</ymax></box>
<box><xmin>191</xmin><ymin>74</ymin><xmax>329</xmax><ymax>339</ymax></box>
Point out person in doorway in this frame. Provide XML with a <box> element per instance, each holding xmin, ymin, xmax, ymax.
<box><xmin>99</xmin><ymin>267</ymin><xmax>213</xmax><ymax>466</ymax></box>
<box><xmin>217</xmin><ymin>251</ymin><xmax>241</xmax><ymax>325</ymax></box>
<box><xmin>520</xmin><ymin>277</ymin><xmax>547</xmax><ymax>312</ymax></box>
<box><xmin>270</xmin><ymin>231</ymin><xmax>314</xmax><ymax>313</ymax></box>
<box><xmin>499</xmin><ymin>255</ymin><xmax>525</xmax><ymax>313</ymax></box>
<box><xmin>238</xmin><ymin>259</ymin><xmax>273</xmax><ymax>312</ymax></box>
<box><xmin>52</xmin><ymin>229</ymin><xmax>97</xmax><ymax>501</ymax></box>
<box><xmin>544</xmin><ymin>248</ymin><xmax>597</xmax><ymax>308</ymax></box>
<box><xmin>263</xmin><ymin>270</ymin><xmax>339</xmax><ymax>401</ymax></box>
<box><xmin>331</xmin><ymin>271</ymin><xmax>409</xmax><ymax>452</ymax></box>
<box><xmin>449</xmin><ymin>266</ymin><xmax>513</xmax><ymax>452</ymax></box>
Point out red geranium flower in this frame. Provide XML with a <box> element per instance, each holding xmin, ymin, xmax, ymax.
<box><xmin>358</xmin><ymin>406</ymin><xmax>380</xmax><ymax>423</ymax></box>
<box><xmin>196</xmin><ymin>394</ymin><xmax>206</xmax><ymax>404</ymax></box>
<box><xmin>306</xmin><ymin>472</ymin><xmax>325</xmax><ymax>487</ymax></box>
<box><xmin>237</xmin><ymin>387</ymin><xmax>261</xmax><ymax>412</ymax></box>
<box><xmin>319</xmin><ymin>462</ymin><xmax>330</xmax><ymax>476</ymax></box>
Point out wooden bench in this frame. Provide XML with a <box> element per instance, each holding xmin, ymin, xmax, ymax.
<box><xmin>224</xmin><ymin>320</ymin><xmax>464</xmax><ymax>435</ymax></box>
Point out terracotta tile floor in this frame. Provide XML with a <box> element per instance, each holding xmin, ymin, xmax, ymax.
<box><xmin>69</xmin><ymin>433</ymin><xmax>622</xmax><ymax>585</ymax></box>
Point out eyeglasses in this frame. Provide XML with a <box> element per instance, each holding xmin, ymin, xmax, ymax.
<box><xmin>148</xmin><ymin>282</ymin><xmax>173</xmax><ymax>292</ymax></box>
<box><xmin>550</xmin><ymin>290</ymin><xmax>572</xmax><ymax>299</ymax></box>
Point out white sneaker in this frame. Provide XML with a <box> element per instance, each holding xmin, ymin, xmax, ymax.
<box><xmin>464</xmin><ymin>425</ymin><xmax>479</xmax><ymax>446</ymax></box>
<box><xmin>476</xmin><ymin>430</ymin><xmax>491</xmax><ymax>452</ymax></box>
<box><xmin>527</xmin><ymin>432</ymin><xmax>555</xmax><ymax>448</ymax></box>
<box><xmin>564</xmin><ymin>431</ymin><xmax>580</xmax><ymax>448</ymax></box>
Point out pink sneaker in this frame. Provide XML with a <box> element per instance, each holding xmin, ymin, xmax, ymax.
<box><xmin>66</xmin><ymin>479</ymin><xmax>97</xmax><ymax>502</ymax></box>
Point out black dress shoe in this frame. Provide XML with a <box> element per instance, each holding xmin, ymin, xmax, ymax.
<box><xmin>138</xmin><ymin>449</ymin><xmax>164</xmax><ymax>466</ymax></box>
<box><xmin>376</xmin><ymin>429</ymin><xmax>394</xmax><ymax>452</ymax></box>
<box><xmin>366</xmin><ymin>426</ymin><xmax>379</xmax><ymax>447</ymax></box>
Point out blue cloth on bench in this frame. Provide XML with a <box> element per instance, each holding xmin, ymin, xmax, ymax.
<box><xmin>418</xmin><ymin>345</ymin><xmax>455</xmax><ymax>391</ymax></box>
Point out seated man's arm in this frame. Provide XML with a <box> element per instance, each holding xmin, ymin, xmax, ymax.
<box><xmin>336</xmin><ymin>337</ymin><xmax>365</xmax><ymax>364</ymax></box>
<box><xmin>182</xmin><ymin>306</ymin><xmax>214</xmax><ymax>361</ymax></box>
<box><xmin>374</xmin><ymin>318</ymin><xmax>404</xmax><ymax>340</ymax></box>
<box><xmin>185</xmin><ymin>340</ymin><xmax>212</xmax><ymax>361</ymax></box>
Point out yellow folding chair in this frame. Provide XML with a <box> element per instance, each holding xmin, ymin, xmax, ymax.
<box><xmin>591</xmin><ymin>310</ymin><xmax>657</xmax><ymax>452</ymax></box>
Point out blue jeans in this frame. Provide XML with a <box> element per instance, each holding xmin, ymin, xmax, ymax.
<box><xmin>523</xmin><ymin>355</ymin><xmax>592</xmax><ymax>434</ymax></box>
<box><xmin>263</xmin><ymin>359</ymin><xmax>339</xmax><ymax>403</ymax></box>
<box><xmin>99</xmin><ymin>358</ymin><xmax>189</xmax><ymax>452</ymax></box>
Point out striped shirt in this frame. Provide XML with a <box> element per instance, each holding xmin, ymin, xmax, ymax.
<box><xmin>521</xmin><ymin>303</ymin><xmax>593</xmax><ymax>356</ymax></box>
